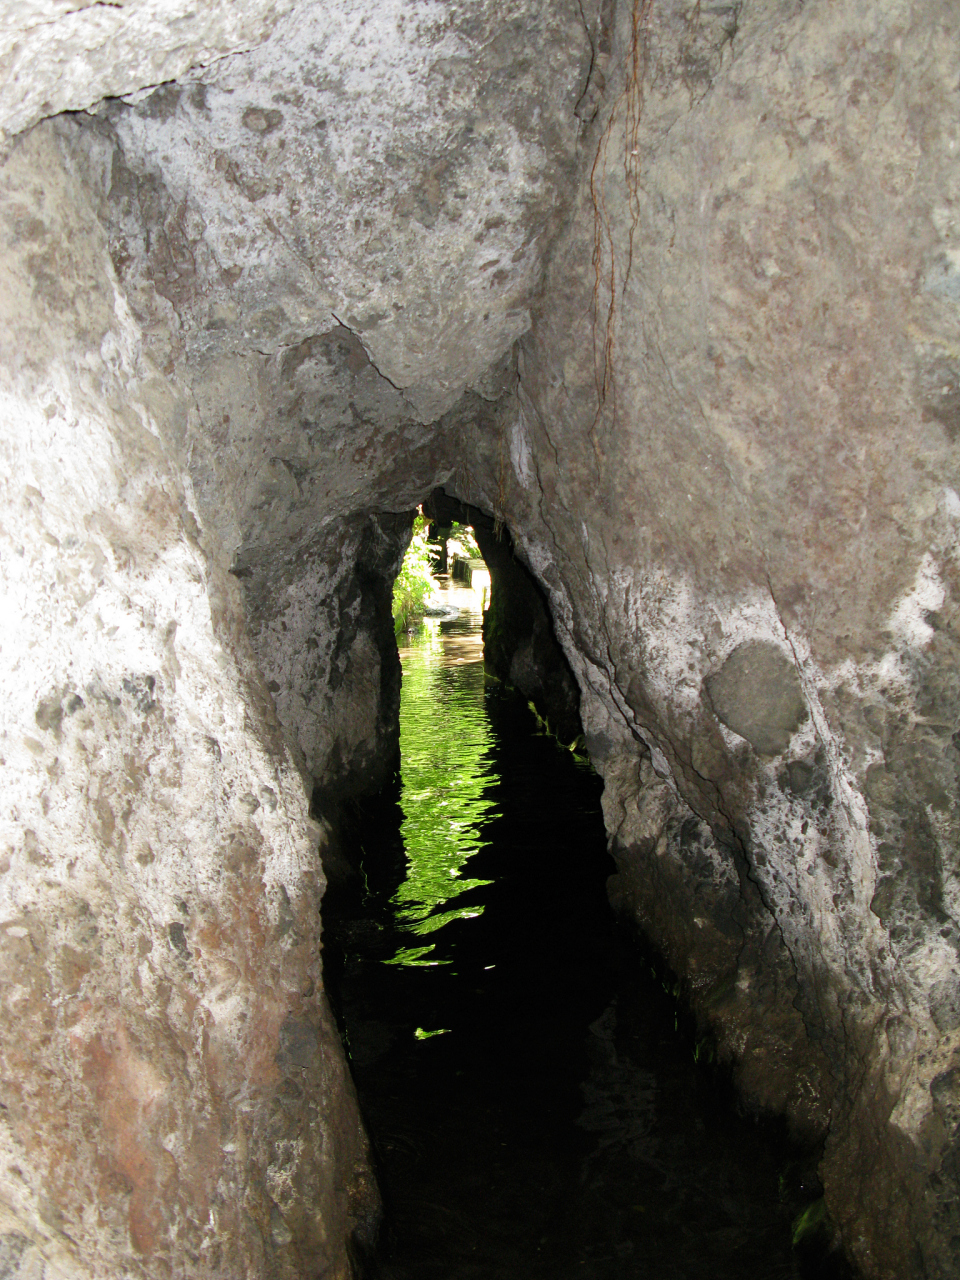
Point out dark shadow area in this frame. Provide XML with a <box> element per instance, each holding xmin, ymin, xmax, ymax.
<box><xmin>321</xmin><ymin>590</ymin><xmax>854</xmax><ymax>1280</ymax></box>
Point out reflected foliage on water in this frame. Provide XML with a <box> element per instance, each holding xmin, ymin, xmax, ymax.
<box><xmin>389</xmin><ymin>610</ymin><xmax>494</xmax><ymax>965</ymax></box>
<box><xmin>324</xmin><ymin>580</ymin><xmax>854</xmax><ymax>1280</ymax></box>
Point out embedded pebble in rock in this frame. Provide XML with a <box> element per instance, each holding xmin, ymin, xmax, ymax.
<box><xmin>705</xmin><ymin>641</ymin><xmax>808</xmax><ymax>757</ymax></box>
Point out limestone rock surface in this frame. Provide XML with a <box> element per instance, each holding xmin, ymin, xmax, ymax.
<box><xmin>0</xmin><ymin>0</ymin><xmax>295</xmax><ymax>142</ymax></box>
<box><xmin>0</xmin><ymin>123</ymin><xmax>375</xmax><ymax>1280</ymax></box>
<box><xmin>0</xmin><ymin>4</ymin><xmax>598</xmax><ymax>1276</ymax></box>
<box><xmin>102</xmin><ymin>0</ymin><xmax>593</xmax><ymax>419</ymax></box>
<box><xmin>466</xmin><ymin>2</ymin><xmax>960</xmax><ymax>1275</ymax></box>
<box><xmin>3</xmin><ymin>0</ymin><xmax>960</xmax><ymax>1278</ymax></box>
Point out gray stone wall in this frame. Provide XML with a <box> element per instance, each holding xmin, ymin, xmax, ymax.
<box><xmin>473</xmin><ymin>3</ymin><xmax>960</xmax><ymax>1275</ymax></box>
<box><xmin>0</xmin><ymin>125</ymin><xmax>374</xmax><ymax>1280</ymax></box>
<box><xmin>1</xmin><ymin>1</ymin><xmax>959</xmax><ymax>1276</ymax></box>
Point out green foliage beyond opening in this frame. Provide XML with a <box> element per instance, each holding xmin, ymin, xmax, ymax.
<box><xmin>392</xmin><ymin>514</ymin><xmax>435</xmax><ymax>635</ymax></box>
<box><xmin>392</xmin><ymin>513</ymin><xmax>482</xmax><ymax>635</ymax></box>
<box><xmin>447</xmin><ymin>523</ymin><xmax>481</xmax><ymax>560</ymax></box>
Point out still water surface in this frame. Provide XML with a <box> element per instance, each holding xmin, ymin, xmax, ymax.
<box><xmin>324</xmin><ymin>580</ymin><xmax>850</xmax><ymax>1280</ymax></box>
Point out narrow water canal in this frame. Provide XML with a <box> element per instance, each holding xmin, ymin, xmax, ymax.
<box><xmin>323</xmin><ymin>580</ymin><xmax>850</xmax><ymax>1280</ymax></box>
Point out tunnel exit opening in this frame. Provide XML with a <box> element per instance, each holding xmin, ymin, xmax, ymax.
<box><xmin>316</xmin><ymin>495</ymin><xmax>851</xmax><ymax>1280</ymax></box>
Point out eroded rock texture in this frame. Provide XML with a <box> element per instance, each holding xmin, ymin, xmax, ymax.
<box><xmin>476</xmin><ymin>3</ymin><xmax>960</xmax><ymax>1276</ymax></box>
<box><xmin>0</xmin><ymin>2</ymin><xmax>594</xmax><ymax>1276</ymax></box>
<box><xmin>0</xmin><ymin>125</ymin><xmax>375</xmax><ymax>1278</ymax></box>
<box><xmin>1</xmin><ymin>0</ymin><xmax>959</xmax><ymax>1277</ymax></box>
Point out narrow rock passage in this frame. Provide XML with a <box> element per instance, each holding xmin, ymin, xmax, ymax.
<box><xmin>323</xmin><ymin>583</ymin><xmax>851</xmax><ymax>1280</ymax></box>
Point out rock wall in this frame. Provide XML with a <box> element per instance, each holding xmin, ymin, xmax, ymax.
<box><xmin>2</xmin><ymin>0</ymin><xmax>960</xmax><ymax>1277</ymax></box>
<box><xmin>0</xmin><ymin>0</ymin><xmax>297</xmax><ymax>143</ymax></box>
<box><xmin>451</xmin><ymin>2</ymin><xmax>960</xmax><ymax>1276</ymax></box>
<box><xmin>0</xmin><ymin>125</ymin><xmax>375</xmax><ymax>1279</ymax></box>
<box><xmin>0</xmin><ymin>4</ymin><xmax>597</xmax><ymax>1276</ymax></box>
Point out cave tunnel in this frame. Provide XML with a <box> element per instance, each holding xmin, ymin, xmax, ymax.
<box><xmin>1</xmin><ymin>2</ymin><xmax>960</xmax><ymax>1279</ymax></box>
<box><xmin>318</xmin><ymin>490</ymin><xmax>853</xmax><ymax>1278</ymax></box>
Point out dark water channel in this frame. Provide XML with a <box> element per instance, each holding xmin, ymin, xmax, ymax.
<box><xmin>323</xmin><ymin>581</ymin><xmax>851</xmax><ymax>1280</ymax></box>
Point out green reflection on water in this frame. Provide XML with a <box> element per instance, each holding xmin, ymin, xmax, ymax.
<box><xmin>388</xmin><ymin>616</ymin><xmax>496</xmax><ymax>964</ymax></box>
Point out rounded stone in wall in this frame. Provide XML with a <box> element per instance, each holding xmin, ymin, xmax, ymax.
<box><xmin>704</xmin><ymin>641</ymin><xmax>807</xmax><ymax>757</ymax></box>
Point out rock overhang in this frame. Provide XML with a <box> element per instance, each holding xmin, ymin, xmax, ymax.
<box><xmin>87</xmin><ymin>0</ymin><xmax>596</xmax><ymax>422</ymax></box>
